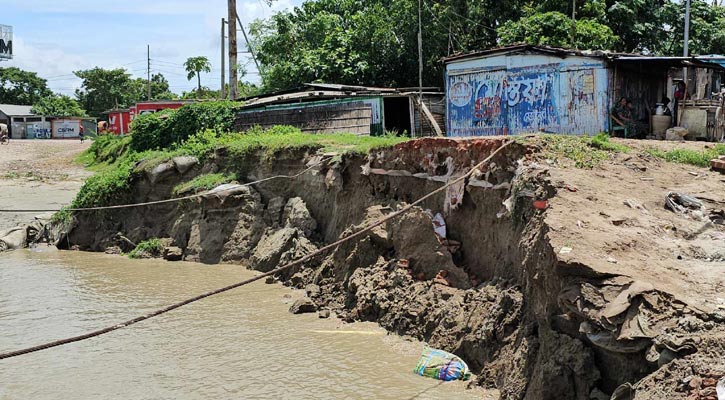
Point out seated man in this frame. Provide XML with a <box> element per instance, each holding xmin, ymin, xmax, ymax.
<box><xmin>612</xmin><ymin>97</ymin><xmax>645</xmax><ymax>138</ymax></box>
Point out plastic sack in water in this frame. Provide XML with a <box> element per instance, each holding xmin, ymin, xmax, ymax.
<box><xmin>413</xmin><ymin>347</ymin><xmax>471</xmax><ymax>381</ymax></box>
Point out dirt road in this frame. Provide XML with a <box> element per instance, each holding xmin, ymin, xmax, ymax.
<box><xmin>0</xmin><ymin>140</ymin><xmax>91</xmax><ymax>230</ymax></box>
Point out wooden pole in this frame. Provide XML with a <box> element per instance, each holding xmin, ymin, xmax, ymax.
<box><xmin>221</xmin><ymin>18</ymin><xmax>226</xmax><ymax>100</ymax></box>
<box><xmin>147</xmin><ymin>45</ymin><xmax>151</xmax><ymax>101</ymax></box>
<box><xmin>228</xmin><ymin>0</ymin><xmax>238</xmax><ymax>100</ymax></box>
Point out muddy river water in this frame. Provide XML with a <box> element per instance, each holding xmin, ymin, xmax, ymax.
<box><xmin>0</xmin><ymin>248</ymin><xmax>488</xmax><ymax>399</ymax></box>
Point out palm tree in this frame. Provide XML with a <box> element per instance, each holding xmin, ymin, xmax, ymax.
<box><xmin>183</xmin><ymin>56</ymin><xmax>212</xmax><ymax>98</ymax></box>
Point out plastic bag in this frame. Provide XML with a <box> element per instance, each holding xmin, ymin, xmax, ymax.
<box><xmin>413</xmin><ymin>347</ymin><xmax>471</xmax><ymax>381</ymax></box>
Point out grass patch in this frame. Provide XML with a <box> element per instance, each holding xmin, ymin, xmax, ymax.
<box><xmin>71</xmin><ymin>125</ymin><xmax>409</xmax><ymax>208</ymax></box>
<box><xmin>645</xmin><ymin>144</ymin><xmax>725</xmax><ymax>167</ymax></box>
<box><xmin>128</xmin><ymin>238</ymin><xmax>164</xmax><ymax>259</ymax></box>
<box><xmin>173</xmin><ymin>172</ymin><xmax>237</xmax><ymax>195</ymax></box>
<box><xmin>535</xmin><ymin>133</ymin><xmax>630</xmax><ymax>168</ymax></box>
<box><xmin>590</xmin><ymin>133</ymin><xmax>631</xmax><ymax>153</ymax></box>
<box><xmin>50</xmin><ymin>206</ymin><xmax>73</xmax><ymax>225</ymax></box>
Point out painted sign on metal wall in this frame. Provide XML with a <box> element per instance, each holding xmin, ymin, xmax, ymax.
<box><xmin>447</xmin><ymin>65</ymin><xmax>560</xmax><ymax>136</ymax></box>
<box><xmin>446</xmin><ymin>58</ymin><xmax>609</xmax><ymax>137</ymax></box>
<box><xmin>52</xmin><ymin>119</ymin><xmax>81</xmax><ymax>138</ymax></box>
<box><xmin>27</xmin><ymin>121</ymin><xmax>51</xmax><ymax>139</ymax></box>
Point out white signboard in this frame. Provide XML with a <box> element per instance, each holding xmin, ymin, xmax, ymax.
<box><xmin>52</xmin><ymin>119</ymin><xmax>80</xmax><ymax>138</ymax></box>
<box><xmin>0</xmin><ymin>25</ymin><xmax>12</xmax><ymax>60</ymax></box>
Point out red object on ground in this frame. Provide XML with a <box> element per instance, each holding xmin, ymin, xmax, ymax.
<box><xmin>711</xmin><ymin>158</ymin><xmax>725</xmax><ymax>173</ymax></box>
<box><xmin>533</xmin><ymin>200</ymin><xmax>549</xmax><ymax>210</ymax></box>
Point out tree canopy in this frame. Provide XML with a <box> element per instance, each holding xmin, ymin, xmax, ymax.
<box><xmin>31</xmin><ymin>94</ymin><xmax>87</xmax><ymax>117</ymax></box>
<box><xmin>0</xmin><ymin>67</ymin><xmax>53</xmax><ymax>105</ymax></box>
<box><xmin>250</xmin><ymin>0</ymin><xmax>725</xmax><ymax>92</ymax></box>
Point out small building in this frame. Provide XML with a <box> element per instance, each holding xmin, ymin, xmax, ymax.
<box><xmin>234</xmin><ymin>83</ymin><xmax>446</xmax><ymax>137</ymax></box>
<box><xmin>443</xmin><ymin>44</ymin><xmax>725</xmax><ymax>138</ymax></box>
<box><xmin>104</xmin><ymin>100</ymin><xmax>194</xmax><ymax>135</ymax></box>
<box><xmin>0</xmin><ymin>104</ymin><xmax>96</xmax><ymax>139</ymax></box>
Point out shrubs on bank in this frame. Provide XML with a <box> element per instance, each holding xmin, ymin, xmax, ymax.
<box><xmin>129</xmin><ymin>101</ymin><xmax>241</xmax><ymax>152</ymax></box>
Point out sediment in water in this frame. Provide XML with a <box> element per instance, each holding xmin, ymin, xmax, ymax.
<box><xmin>57</xmin><ymin>138</ymin><xmax>724</xmax><ymax>400</ymax></box>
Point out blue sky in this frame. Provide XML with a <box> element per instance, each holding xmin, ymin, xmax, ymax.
<box><xmin>3</xmin><ymin>0</ymin><xmax>303</xmax><ymax>96</ymax></box>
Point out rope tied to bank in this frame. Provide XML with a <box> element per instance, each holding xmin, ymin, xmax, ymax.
<box><xmin>0</xmin><ymin>157</ymin><xmax>330</xmax><ymax>214</ymax></box>
<box><xmin>0</xmin><ymin>140</ymin><xmax>512</xmax><ymax>360</ymax></box>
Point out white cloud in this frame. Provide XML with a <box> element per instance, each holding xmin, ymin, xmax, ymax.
<box><xmin>4</xmin><ymin>0</ymin><xmax>301</xmax><ymax>95</ymax></box>
<box><xmin>5</xmin><ymin>36</ymin><xmax>89</xmax><ymax>95</ymax></box>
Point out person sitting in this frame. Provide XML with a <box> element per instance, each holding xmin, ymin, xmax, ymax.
<box><xmin>612</xmin><ymin>97</ymin><xmax>644</xmax><ymax>138</ymax></box>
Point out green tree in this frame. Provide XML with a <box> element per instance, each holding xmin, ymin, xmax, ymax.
<box><xmin>498</xmin><ymin>11</ymin><xmax>618</xmax><ymax>50</ymax></box>
<box><xmin>74</xmin><ymin>67</ymin><xmax>143</xmax><ymax>117</ymax></box>
<box><xmin>131</xmin><ymin>73</ymin><xmax>178</xmax><ymax>101</ymax></box>
<box><xmin>183</xmin><ymin>56</ymin><xmax>212</xmax><ymax>97</ymax></box>
<box><xmin>0</xmin><ymin>67</ymin><xmax>53</xmax><ymax>105</ymax></box>
<box><xmin>31</xmin><ymin>94</ymin><xmax>87</xmax><ymax>117</ymax></box>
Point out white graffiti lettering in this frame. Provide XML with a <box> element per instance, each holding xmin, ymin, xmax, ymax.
<box><xmin>507</xmin><ymin>77</ymin><xmax>550</xmax><ymax>107</ymax></box>
<box><xmin>523</xmin><ymin>110</ymin><xmax>548</xmax><ymax>125</ymax></box>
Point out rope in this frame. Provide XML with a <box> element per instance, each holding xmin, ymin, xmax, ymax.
<box><xmin>0</xmin><ymin>159</ymin><xmax>329</xmax><ymax>214</ymax></box>
<box><xmin>0</xmin><ymin>140</ymin><xmax>511</xmax><ymax>360</ymax></box>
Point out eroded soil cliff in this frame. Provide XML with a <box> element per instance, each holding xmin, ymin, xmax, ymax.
<box><xmin>62</xmin><ymin>137</ymin><xmax>725</xmax><ymax>399</ymax></box>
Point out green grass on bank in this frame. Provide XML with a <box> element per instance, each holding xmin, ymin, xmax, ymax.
<box><xmin>645</xmin><ymin>144</ymin><xmax>725</xmax><ymax>167</ymax></box>
<box><xmin>536</xmin><ymin>133</ymin><xmax>630</xmax><ymax>169</ymax></box>
<box><xmin>128</xmin><ymin>238</ymin><xmax>164</xmax><ymax>259</ymax></box>
<box><xmin>172</xmin><ymin>172</ymin><xmax>238</xmax><ymax>195</ymax></box>
<box><xmin>68</xmin><ymin>125</ymin><xmax>409</xmax><ymax>209</ymax></box>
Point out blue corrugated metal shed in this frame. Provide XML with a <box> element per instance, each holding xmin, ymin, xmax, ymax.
<box><xmin>443</xmin><ymin>45</ymin><xmax>725</xmax><ymax>138</ymax></box>
<box><xmin>444</xmin><ymin>45</ymin><xmax>611</xmax><ymax>137</ymax></box>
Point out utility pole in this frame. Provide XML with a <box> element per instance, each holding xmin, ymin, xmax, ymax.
<box><xmin>417</xmin><ymin>0</ymin><xmax>423</xmax><ymax>99</ymax></box>
<box><xmin>147</xmin><ymin>44</ymin><xmax>151</xmax><ymax>101</ymax></box>
<box><xmin>572</xmin><ymin>0</ymin><xmax>577</xmax><ymax>48</ymax></box>
<box><xmin>228</xmin><ymin>0</ymin><xmax>238</xmax><ymax>100</ymax></box>
<box><xmin>683</xmin><ymin>0</ymin><xmax>691</xmax><ymax>83</ymax></box>
<box><xmin>234</xmin><ymin>9</ymin><xmax>262</xmax><ymax>76</ymax></box>
<box><xmin>221</xmin><ymin>18</ymin><xmax>226</xmax><ymax>100</ymax></box>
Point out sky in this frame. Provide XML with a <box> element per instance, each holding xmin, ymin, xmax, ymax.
<box><xmin>2</xmin><ymin>0</ymin><xmax>303</xmax><ymax>96</ymax></box>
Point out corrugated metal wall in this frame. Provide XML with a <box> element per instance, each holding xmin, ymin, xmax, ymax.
<box><xmin>412</xmin><ymin>95</ymin><xmax>446</xmax><ymax>137</ymax></box>
<box><xmin>446</xmin><ymin>53</ymin><xmax>610</xmax><ymax>136</ymax></box>
<box><xmin>235</xmin><ymin>97</ymin><xmax>383</xmax><ymax>136</ymax></box>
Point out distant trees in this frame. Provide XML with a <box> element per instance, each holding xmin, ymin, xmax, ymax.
<box><xmin>250</xmin><ymin>0</ymin><xmax>725</xmax><ymax>91</ymax></box>
<box><xmin>31</xmin><ymin>94</ymin><xmax>86</xmax><ymax>117</ymax></box>
<box><xmin>0</xmin><ymin>67</ymin><xmax>52</xmax><ymax>105</ymax></box>
<box><xmin>183</xmin><ymin>56</ymin><xmax>212</xmax><ymax>98</ymax></box>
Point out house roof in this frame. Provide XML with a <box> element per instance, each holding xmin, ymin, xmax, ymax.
<box><xmin>442</xmin><ymin>44</ymin><xmax>725</xmax><ymax>70</ymax></box>
<box><xmin>0</xmin><ymin>104</ymin><xmax>34</xmax><ymax>116</ymax></box>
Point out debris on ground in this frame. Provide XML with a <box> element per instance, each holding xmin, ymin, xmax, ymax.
<box><xmin>414</xmin><ymin>347</ymin><xmax>471</xmax><ymax>381</ymax></box>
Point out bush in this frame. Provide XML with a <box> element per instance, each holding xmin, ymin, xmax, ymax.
<box><xmin>129</xmin><ymin>109</ymin><xmax>175</xmax><ymax>152</ymax></box>
<box><xmin>129</xmin><ymin>101</ymin><xmax>241</xmax><ymax>153</ymax></box>
<box><xmin>128</xmin><ymin>238</ymin><xmax>164</xmax><ymax>259</ymax></box>
<box><xmin>88</xmin><ymin>134</ymin><xmax>133</xmax><ymax>164</ymax></box>
<box><xmin>590</xmin><ymin>133</ymin><xmax>630</xmax><ymax>153</ymax></box>
<box><xmin>72</xmin><ymin>156</ymin><xmax>138</xmax><ymax>208</ymax></box>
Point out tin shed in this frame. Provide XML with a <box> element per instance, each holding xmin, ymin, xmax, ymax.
<box><xmin>444</xmin><ymin>45</ymin><xmax>725</xmax><ymax>138</ymax></box>
<box><xmin>444</xmin><ymin>45</ymin><xmax>611</xmax><ymax>136</ymax></box>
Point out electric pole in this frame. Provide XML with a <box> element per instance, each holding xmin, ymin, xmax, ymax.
<box><xmin>683</xmin><ymin>0</ymin><xmax>691</xmax><ymax>83</ymax></box>
<box><xmin>417</xmin><ymin>0</ymin><xmax>423</xmax><ymax>99</ymax></box>
<box><xmin>147</xmin><ymin>44</ymin><xmax>151</xmax><ymax>101</ymax></box>
<box><xmin>228</xmin><ymin>0</ymin><xmax>238</xmax><ymax>100</ymax></box>
<box><xmin>572</xmin><ymin>0</ymin><xmax>577</xmax><ymax>48</ymax></box>
<box><xmin>221</xmin><ymin>18</ymin><xmax>226</xmax><ymax>100</ymax></box>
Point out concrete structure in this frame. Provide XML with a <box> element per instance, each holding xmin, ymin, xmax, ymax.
<box><xmin>235</xmin><ymin>83</ymin><xmax>445</xmax><ymax>136</ymax></box>
<box><xmin>0</xmin><ymin>104</ymin><xmax>95</xmax><ymax>139</ymax></box>
<box><xmin>443</xmin><ymin>45</ymin><xmax>725</xmax><ymax>137</ymax></box>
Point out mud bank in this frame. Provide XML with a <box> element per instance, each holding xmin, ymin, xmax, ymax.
<box><xmin>61</xmin><ymin>138</ymin><xmax>724</xmax><ymax>399</ymax></box>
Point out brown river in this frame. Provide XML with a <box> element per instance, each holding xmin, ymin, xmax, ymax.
<box><xmin>0</xmin><ymin>248</ymin><xmax>491</xmax><ymax>399</ymax></box>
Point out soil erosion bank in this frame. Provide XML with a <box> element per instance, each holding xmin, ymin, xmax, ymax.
<box><xmin>59</xmin><ymin>136</ymin><xmax>724</xmax><ymax>399</ymax></box>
